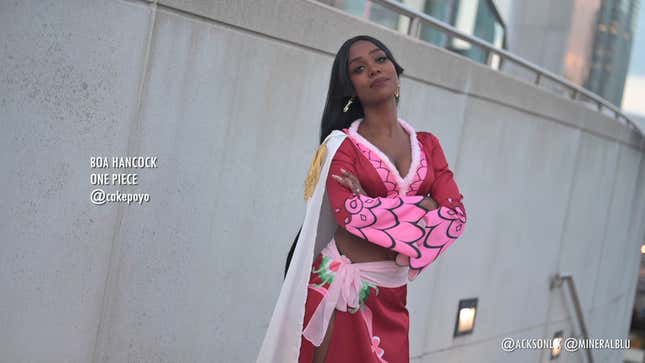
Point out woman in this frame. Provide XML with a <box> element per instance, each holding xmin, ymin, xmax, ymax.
<box><xmin>258</xmin><ymin>35</ymin><xmax>467</xmax><ymax>363</ymax></box>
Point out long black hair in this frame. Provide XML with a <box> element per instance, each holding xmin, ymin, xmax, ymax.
<box><xmin>284</xmin><ymin>35</ymin><xmax>405</xmax><ymax>279</ymax></box>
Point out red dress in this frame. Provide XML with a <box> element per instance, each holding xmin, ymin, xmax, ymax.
<box><xmin>298</xmin><ymin>118</ymin><xmax>466</xmax><ymax>362</ymax></box>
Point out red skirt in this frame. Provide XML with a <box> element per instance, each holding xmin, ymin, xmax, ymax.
<box><xmin>298</xmin><ymin>242</ymin><xmax>410</xmax><ymax>363</ymax></box>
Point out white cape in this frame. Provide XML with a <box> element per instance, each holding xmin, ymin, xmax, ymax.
<box><xmin>256</xmin><ymin>130</ymin><xmax>347</xmax><ymax>363</ymax></box>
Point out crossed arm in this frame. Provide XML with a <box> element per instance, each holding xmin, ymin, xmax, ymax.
<box><xmin>326</xmin><ymin>134</ymin><xmax>466</xmax><ymax>280</ymax></box>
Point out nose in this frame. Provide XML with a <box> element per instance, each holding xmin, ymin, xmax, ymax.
<box><xmin>369</xmin><ymin>66</ymin><xmax>381</xmax><ymax>78</ymax></box>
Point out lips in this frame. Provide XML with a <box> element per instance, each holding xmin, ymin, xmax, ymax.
<box><xmin>370</xmin><ymin>77</ymin><xmax>389</xmax><ymax>88</ymax></box>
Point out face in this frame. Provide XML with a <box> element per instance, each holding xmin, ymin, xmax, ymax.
<box><xmin>346</xmin><ymin>40</ymin><xmax>398</xmax><ymax>106</ymax></box>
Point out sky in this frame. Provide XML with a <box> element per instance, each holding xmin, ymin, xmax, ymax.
<box><xmin>622</xmin><ymin>0</ymin><xmax>645</xmax><ymax>118</ymax></box>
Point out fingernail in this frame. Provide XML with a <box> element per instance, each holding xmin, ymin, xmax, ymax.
<box><xmin>340</xmin><ymin>168</ymin><xmax>346</xmax><ymax>172</ymax></box>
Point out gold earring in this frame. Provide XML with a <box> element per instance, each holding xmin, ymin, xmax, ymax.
<box><xmin>343</xmin><ymin>96</ymin><xmax>355</xmax><ymax>113</ymax></box>
<box><xmin>395</xmin><ymin>85</ymin><xmax>400</xmax><ymax>100</ymax></box>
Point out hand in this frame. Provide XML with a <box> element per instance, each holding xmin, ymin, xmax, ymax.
<box><xmin>331</xmin><ymin>168</ymin><xmax>367</xmax><ymax>195</ymax></box>
<box><xmin>420</xmin><ymin>194</ymin><xmax>438</xmax><ymax>210</ymax></box>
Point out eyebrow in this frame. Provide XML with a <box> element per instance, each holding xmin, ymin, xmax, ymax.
<box><xmin>348</xmin><ymin>48</ymin><xmax>385</xmax><ymax>65</ymax></box>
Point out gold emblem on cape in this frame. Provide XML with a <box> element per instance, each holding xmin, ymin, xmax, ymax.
<box><xmin>303</xmin><ymin>142</ymin><xmax>327</xmax><ymax>201</ymax></box>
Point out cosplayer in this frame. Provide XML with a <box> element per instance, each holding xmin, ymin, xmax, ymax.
<box><xmin>257</xmin><ymin>35</ymin><xmax>467</xmax><ymax>363</ymax></box>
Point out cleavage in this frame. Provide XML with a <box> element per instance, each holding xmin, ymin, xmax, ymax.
<box><xmin>365</xmin><ymin>135</ymin><xmax>411</xmax><ymax>178</ymax></box>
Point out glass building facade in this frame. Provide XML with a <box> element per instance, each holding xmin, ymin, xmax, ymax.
<box><xmin>562</xmin><ymin>0</ymin><xmax>603</xmax><ymax>87</ymax></box>
<box><xmin>323</xmin><ymin>0</ymin><xmax>404</xmax><ymax>32</ymax></box>
<box><xmin>323</xmin><ymin>0</ymin><xmax>506</xmax><ymax>65</ymax></box>
<box><xmin>321</xmin><ymin>0</ymin><xmax>639</xmax><ymax>108</ymax></box>
<box><xmin>585</xmin><ymin>0</ymin><xmax>640</xmax><ymax>107</ymax></box>
<box><xmin>420</xmin><ymin>0</ymin><xmax>506</xmax><ymax>64</ymax></box>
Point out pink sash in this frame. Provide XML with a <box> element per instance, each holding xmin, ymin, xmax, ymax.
<box><xmin>302</xmin><ymin>239</ymin><xmax>409</xmax><ymax>347</ymax></box>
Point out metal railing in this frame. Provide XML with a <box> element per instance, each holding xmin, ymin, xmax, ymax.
<box><xmin>321</xmin><ymin>0</ymin><xmax>642</xmax><ymax>136</ymax></box>
<box><xmin>551</xmin><ymin>273</ymin><xmax>594</xmax><ymax>363</ymax></box>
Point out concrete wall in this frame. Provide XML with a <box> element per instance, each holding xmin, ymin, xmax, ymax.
<box><xmin>1</xmin><ymin>0</ymin><xmax>644</xmax><ymax>362</ymax></box>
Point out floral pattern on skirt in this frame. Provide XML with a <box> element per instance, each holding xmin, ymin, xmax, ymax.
<box><xmin>299</xmin><ymin>250</ymin><xmax>410</xmax><ymax>363</ymax></box>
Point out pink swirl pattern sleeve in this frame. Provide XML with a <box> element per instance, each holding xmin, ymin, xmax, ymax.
<box><xmin>403</xmin><ymin>133</ymin><xmax>467</xmax><ymax>280</ymax></box>
<box><xmin>326</xmin><ymin>138</ymin><xmax>467</xmax><ymax>280</ymax></box>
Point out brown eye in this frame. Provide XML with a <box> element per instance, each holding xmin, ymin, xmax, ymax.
<box><xmin>352</xmin><ymin>56</ymin><xmax>387</xmax><ymax>74</ymax></box>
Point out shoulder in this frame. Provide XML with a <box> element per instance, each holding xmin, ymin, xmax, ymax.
<box><xmin>334</xmin><ymin>137</ymin><xmax>358</xmax><ymax>160</ymax></box>
<box><xmin>321</xmin><ymin>130</ymin><xmax>356</xmax><ymax>161</ymax></box>
<box><xmin>417</xmin><ymin>130</ymin><xmax>439</xmax><ymax>147</ymax></box>
<box><xmin>324</xmin><ymin>129</ymin><xmax>353</xmax><ymax>149</ymax></box>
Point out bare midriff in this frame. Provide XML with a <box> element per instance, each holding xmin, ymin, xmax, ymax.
<box><xmin>333</xmin><ymin>226</ymin><xmax>397</xmax><ymax>263</ymax></box>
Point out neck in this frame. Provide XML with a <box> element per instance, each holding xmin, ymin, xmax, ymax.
<box><xmin>360</xmin><ymin>100</ymin><xmax>399</xmax><ymax>137</ymax></box>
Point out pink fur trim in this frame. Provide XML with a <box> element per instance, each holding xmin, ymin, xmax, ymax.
<box><xmin>348</xmin><ymin>117</ymin><xmax>420</xmax><ymax>195</ymax></box>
